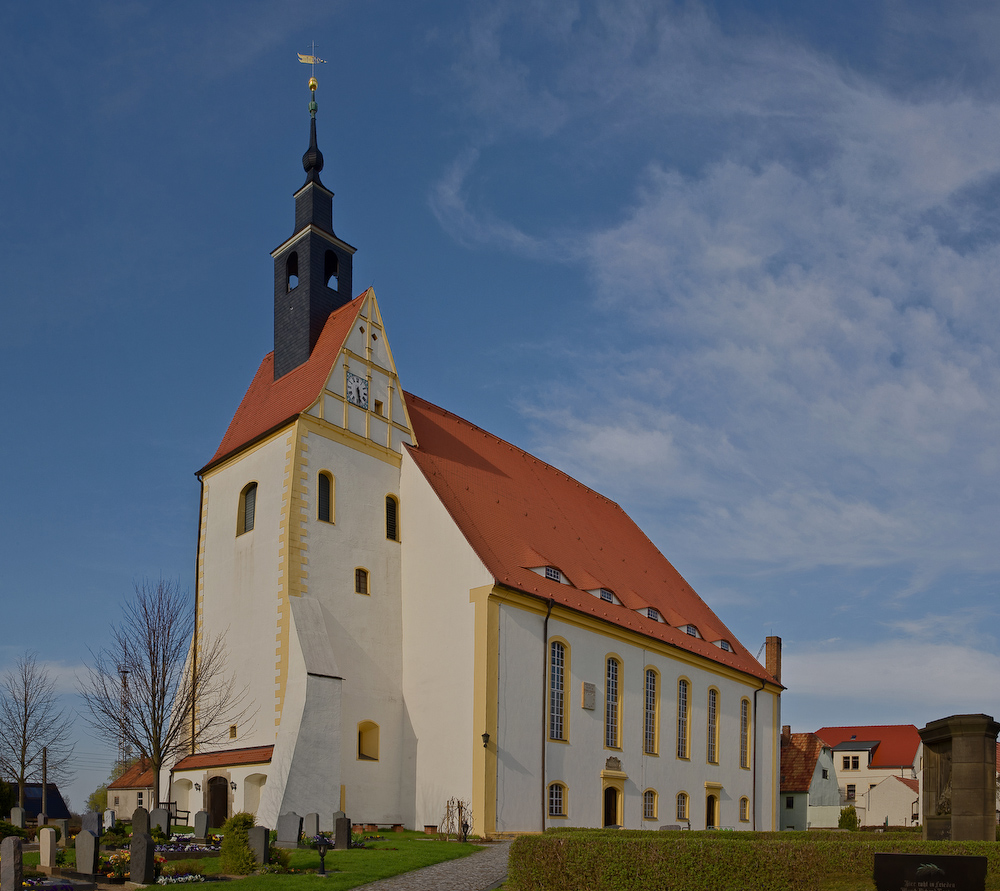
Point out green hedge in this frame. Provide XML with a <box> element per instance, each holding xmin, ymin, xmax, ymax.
<box><xmin>507</xmin><ymin>830</ymin><xmax>1000</xmax><ymax>891</ymax></box>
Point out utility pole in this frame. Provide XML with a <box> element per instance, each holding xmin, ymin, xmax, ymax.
<box><xmin>41</xmin><ymin>747</ymin><xmax>47</xmax><ymax>817</ymax></box>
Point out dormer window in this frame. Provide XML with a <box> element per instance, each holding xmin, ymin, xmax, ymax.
<box><xmin>684</xmin><ymin>624</ymin><xmax>699</xmax><ymax>638</ymax></box>
<box><xmin>716</xmin><ymin>640</ymin><xmax>732</xmax><ymax>652</ymax></box>
<box><xmin>545</xmin><ymin>567</ymin><xmax>561</xmax><ymax>582</ymax></box>
<box><xmin>646</xmin><ymin>608</ymin><xmax>660</xmax><ymax>621</ymax></box>
<box><xmin>599</xmin><ymin>589</ymin><xmax>614</xmax><ymax>603</ymax></box>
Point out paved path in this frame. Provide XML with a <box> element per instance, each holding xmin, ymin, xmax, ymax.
<box><xmin>352</xmin><ymin>839</ymin><xmax>512</xmax><ymax>891</ymax></box>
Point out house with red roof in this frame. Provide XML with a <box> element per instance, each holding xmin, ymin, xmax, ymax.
<box><xmin>107</xmin><ymin>758</ymin><xmax>154</xmax><ymax>818</ymax></box>
<box><xmin>779</xmin><ymin>727</ymin><xmax>840</xmax><ymax>829</ymax></box>
<box><xmin>167</xmin><ymin>80</ymin><xmax>783</xmax><ymax>835</ymax></box>
<box><xmin>814</xmin><ymin>725</ymin><xmax>922</xmax><ymax>826</ymax></box>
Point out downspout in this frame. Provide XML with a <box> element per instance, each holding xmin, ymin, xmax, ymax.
<box><xmin>192</xmin><ymin>474</ymin><xmax>204</xmax><ymax>755</ymax></box>
<box><xmin>541</xmin><ymin>598</ymin><xmax>554</xmax><ymax>832</ymax></box>
<box><xmin>752</xmin><ymin>677</ymin><xmax>766</xmax><ymax>830</ymax></box>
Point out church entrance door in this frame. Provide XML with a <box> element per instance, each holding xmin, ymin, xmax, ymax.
<box><xmin>603</xmin><ymin>787</ymin><xmax>619</xmax><ymax>827</ymax></box>
<box><xmin>207</xmin><ymin>776</ymin><xmax>228</xmax><ymax>830</ymax></box>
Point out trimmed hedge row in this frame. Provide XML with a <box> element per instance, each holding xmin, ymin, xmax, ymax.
<box><xmin>507</xmin><ymin>830</ymin><xmax>1000</xmax><ymax>891</ymax></box>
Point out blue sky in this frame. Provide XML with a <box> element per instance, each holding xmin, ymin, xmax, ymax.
<box><xmin>3</xmin><ymin>0</ymin><xmax>999</xmax><ymax>811</ymax></box>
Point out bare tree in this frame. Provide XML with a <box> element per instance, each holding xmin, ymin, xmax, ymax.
<box><xmin>0</xmin><ymin>651</ymin><xmax>75</xmax><ymax>808</ymax></box>
<box><xmin>78</xmin><ymin>578</ymin><xmax>249</xmax><ymax>808</ymax></box>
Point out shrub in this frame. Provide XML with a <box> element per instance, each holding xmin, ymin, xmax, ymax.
<box><xmin>0</xmin><ymin>821</ymin><xmax>29</xmax><ymax>842</ymax></box>
<box><xmin>101</xmin><ymin>820</ymin><xmax>131</xmax><ymax>847</ymax></box>
<box><xmin>267</xmin><ymin>845</ymin><xmax>291</xmax><ymax>871</ymax></box>
<box><xmin>838</xmin><ymin>805</ymin><xmax>859</xmax><ymax>831</ymax></box>
<box><xmin>219</xmin><ymin>812</ymin><xmax>257</xmax><ymax>876</ymax></box>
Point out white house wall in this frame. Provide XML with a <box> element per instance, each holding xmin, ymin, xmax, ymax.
<box><xmin>399</xmin><ymin>448</ymin><xmax>493</xmax><ymax>831</ymax></box>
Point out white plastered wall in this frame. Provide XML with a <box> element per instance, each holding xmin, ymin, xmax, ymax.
<box><xmin>399</xmin><ymin>448</ymin><xmax>493</xmax><ymax>831</ymax></box>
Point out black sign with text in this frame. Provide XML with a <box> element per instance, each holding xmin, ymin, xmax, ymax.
<box><xmin>873</xmin><ymin>853</ymin><xmax>987</xmax><ymax>891</ymax></box>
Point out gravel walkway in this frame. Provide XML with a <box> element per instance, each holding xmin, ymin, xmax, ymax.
<box><xmin>351</xmin><ymin>839</ymin><xmax>512</xmax><ymax>891</ymax></box>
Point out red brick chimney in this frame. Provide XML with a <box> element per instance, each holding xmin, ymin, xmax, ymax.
<box><xmin>765</xmin><ymin>635</ymin><xmax>782</xmax><ymax>684</ymax></box>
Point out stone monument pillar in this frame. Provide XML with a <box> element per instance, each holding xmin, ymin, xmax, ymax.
<box><xmin>919</xmin><ymin>713</ymin><xmax>1000</xmax><ymax>841</ymax></box>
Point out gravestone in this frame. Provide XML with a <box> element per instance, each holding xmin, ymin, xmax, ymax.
<box><xmin>248</xmin><ymin>826</ymin><xmax>270</xmax><ymax>865</ymax></box>
<box><xmin>275</xmin><ymin>812</ymin><xmax>303</xmax><ymax>848</ymax></box>
<box><xmin>334</xmin><ymin>815</ymin><xmax>351</xmax><ymax>851</ymax></box>
<box><xmin>0</xmin><ymin>836</ymin><xmax>23</xmax><ymax>891</ymax></box>
<box><xmin>130</xmin><ymin>832</ymin><xmax>155</xmax><ymax>885</ymax></box>
<box><xmin>132</xmin><ymin>806</ymin><xmax>150</xmax><ymax>836</ymax></box>
<box><xmin>8</xmin><ymin>807</ymin><xmax>24</xmax><ymax>829</ymax></box>
<box><xmin>51</xmin><ymin>818</ymin><xmax>69</xmax><ymax>847</ymax></box>
<box><xmin>303</xmin><ymin>813</ymin><xmax>320</xmax><ymax>840</ymax></box>
<box><xmin>81</xmin><ymin>811</ymin><xmax>102</xmax><ymax>837</ymax></box>
<box><xmin>919</xmin><ymin>714</ymin><xmax>1000</xmax><ymax>841</ymax></box>
<box><xmin>38</xmin><ymin>828</ymin><xmax>57</xmax><ymax>870</ymax></box>
<box><xmin>150</xmin><ymin>807</ymin><xmax>170</xmax><ymax>837</ymax></box>
<box><xmin>874</xmin><ymin>852</ymin><xmax>987</xmax><ymax>891</ymax></box>
<box><xmin>193</xmin><ymin>809</ymin><xmax>210</xmax><ymax>841</ymax></box>
<box><xmin>36</xmin><ymin>812</ymin><xmax>47</xmax><ymax>827</ymax></box>
<box><xmin>103</xmin><ymin>808</ymin><xmax>116</xmax><ymax>829</ymax></box>
<box><xmin>74</xmin><ymin>830</ymin><xmax>99</xmax><ymax>876</ymax></box>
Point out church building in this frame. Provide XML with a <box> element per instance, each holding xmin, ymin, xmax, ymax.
<box><xmin>167</xmin><ymin>76</ymin><xmax>783</xmax><ymax>835</ymax></box>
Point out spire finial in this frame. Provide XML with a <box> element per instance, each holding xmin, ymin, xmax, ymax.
<box><xmin>297</xmin><ymin>45</ymin><xmax>328</xmax><ymax>185</ymax></box>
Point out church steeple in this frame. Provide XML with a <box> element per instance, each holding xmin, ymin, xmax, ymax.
<box><xmin>272</xmin><ymin>73</ymin><xmax>356</xmax><ymax>380</ymax></box>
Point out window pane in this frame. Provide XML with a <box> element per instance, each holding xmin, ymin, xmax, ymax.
<box><xmin>386</xmin><ymin>495</ymin><xmax>398</xmax><ymax>540</ymax></box>
<box><xmin>550</xmin><ymin>642</ymin><xmax>565</xmax><ymax>740</ymax></box>
<box><xmin>676</xmin><ymin>680</ymin><xmax>689</xmax><ymax>758</ymax></box>
<box><xmin>548</xmin><ymin>784</ymin><xmax>564</xmax><ymax>816</ymax></box>
<box><xmin>707</xmin><ymin>689</ymin><xmax>718</xmax><ymax>763</ymax></box>
<box><xmin>355</xmin><ymin>568</ymin><xmax>368</xmax><ymax>594</ymax></box>
<box><xmin>740</xmin><ymin>699</ymin><xmax>750</xmax><ymax>769</ymax></box>
<box><xmin>605</xmin><ymin>659</ymin><xmax>619</xmax><ymax>748</ymax></box>
<box><xmin>644</xmin><ymin>669</ymin><xmax>656</xmax><ymax>754</ymax></box>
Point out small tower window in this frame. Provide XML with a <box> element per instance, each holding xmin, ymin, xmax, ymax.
<box><xmin>237</xmin><ymin>482</ymin><xmax>257</xmax><ymax>535</ymax></box>
<box><xmin>355</xmin><ymin>568</ymin><xmax>370</xmax><ymax>595</ymax></box>
<box><xmin>325</xmin><ymin>250</ymin><xmax>339</xmax><ymax>289</ymax></box>
<box><xmin>318</xmin><ymin>472</ymin><xmax>334</xmax><ymax>523</ymax></box>
<box><xmin>286</xmin><ymin>252</ymin><xmax>299</xmax><ymax>291</ymax></box>
<box><xmin>385</xmin><ymin>495</ymin><xmax>399</xmax><ymax>541</ymax></box>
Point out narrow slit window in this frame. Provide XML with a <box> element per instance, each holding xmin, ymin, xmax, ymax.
<box><xmin>386</xmin><ymin>495</ymin><xmax>399</xmax><ymax>541</ymax></box>
<box><xmin>643</xmin><ymin>668</ymin><xmax>657</xmax><ymax>755</ymax></box>
<box><xmin>318</xmin><ymin>472</ymin><xmax>333</xmax><ymax>523</ymax></box>
<box><xmin>676</xmin><ymin>679</ymin><xmax>689</xmax><ymax>759</ymax></box>
<box><xmin>550</xmin><ymin>641</ymin><xmax>565</xmax><ymax>740</ymax></box>
<box><xmin>605</xmin><ymin>657</ymin><xmax>620</xmax><ymax>748</ymax></box>
<box><xmin>286</xmin><ymin>252</ymin><xmax>299</xmax><ymax>291</ymax></box>
<box><xmin>325</xmin><ymin>250</ymin><xmax>339</xmax><ymax>289</ymax></box>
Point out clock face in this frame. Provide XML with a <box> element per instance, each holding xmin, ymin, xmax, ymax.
<box><xmin>346</xmin><ymin>372</ymin><xmax>369</xmax><ymax>409</ymax></box>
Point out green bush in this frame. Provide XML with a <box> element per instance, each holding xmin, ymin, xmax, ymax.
<box><xmin>219</xmin><ymin>812</ymin><xmax>257</xmax><ymax>876</ymax></box>
<box><xmin>0</xmin><ymin>820</ymin><xmax>29</xmax><ymax>842</ymax></box>
<box><xmin>838</xmin><ymin>805</ymin><xmax>859</xmax><ymax>831</ymax></box>
<box><xmin>267</xmin><ymin>844</ymin><xmax>291</xmax><ymax>871</ymax></box>
<box><xmin>101</xmin><ymin>820</ymin><xmax>131</xmax><ymax>847</ymax></box>
<box><xmin>506</xmin><ymin>830</ymin><xmax>1000</xmax><ymax>891</ymax></box>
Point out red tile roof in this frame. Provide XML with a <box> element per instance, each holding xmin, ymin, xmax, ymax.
<box><xmin>172</xmin><ymin>745</ymin><xmax>274</xmax><ymax>772</ymax></box>
<box><xmin>404</xmin><ymin>394</ymin><xmax>774</xmax><ymax>682</ymax></box>
<box><xmin>780</xmin><ymin>732</ymin><xmax>825</xmax><ymax>793</ymax></box>
<box><xmin>898</xmin><ymin>776</ymin><xmax>919</xmax><ymax>795</ymax></box>
<box><xmin>814</xmin><ymin>725</ymin><xmax>920</xmax><ymax>768</ymax></box>
<box><xmin>203</xmin><ymin>300</ymin><xmax>778</xmax><ymax>684</ymax></box>
<box><xmin>108</xmin><ymin>758</ymin><xmax>154</xmax><ymax>790</ymax></box>
<box><xmin>201</xmin><ymin>295</ymin><xmax>366</xmax><ymax>471</ymax></box>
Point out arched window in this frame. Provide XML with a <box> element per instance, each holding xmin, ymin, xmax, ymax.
<box><xmin>385</xmin><ymin>495</ymin><xmax>399</xmax><ymax>541</ymax></box>
<box><xmin>548</xmin><ymin>782</ymin><xmax>566</xmax><ymax>817</ymax></box>
<box><xmin>286</xmin><ymin>252</ymin><xmax>299</xmax><ymax>291</ymax></box>
<box><xmin>549</xmin><ymin>641</ymin><xmax>566</xmax><ymax>741</ymax></box>
<box><xmin>707</xmin><ymin>688</ymin><xmax>720</xmax><ymax>764</ymax></box>
<box><xmin>318</xmin><ymin>472</ymin><xmax>334</xmax><ymax>523</ymax></box>
<box><xmin>237</xmin><ymin>482</ymin><xmax>257</xmax><ymax>535</ymax></box>
<box><xmin>643</xmin><ymin>668</ymin><xmax>659</xmax><ymax>755</ymax></box>
<box><xmin>643</xmin><ymin>789</ymin><xmax>657</xmax><ymax>820</ymax></box>
<box><xmin>739</xmin><ymin>797</ymin><xmax>750</xmax><ymax>822</ymax></box>
<box><xmin>325</xmin><ymin>250</ymin><xmax>339</xmax><ymax>289</ymax></box>
<box><xmin>357</xmin><ymin>721</ymin><xmax>379</xmax><ymax>761</ymax></box>
<box><xmin>676</xmin><ymin>678</ymin><xmax>690</xmax><ymax>759</ymax></box>
<box><xmin>355</xmin><ymin>568</ymin><xmax>370</xmax><ymax>595</ymax></box>
<box><xmin>740</xmin><ymin>698</ymin><xmax>751</xmax><ymax>769</ymax></box>
<box><xmin>605</xmin><ymin>656</ymin><xmax>622</xmax><ymax>749</ymax></box>
<box><xmin>676</xmin><ymin>791</ymin><xmax>689</xmax><ymax>821</ymax></box>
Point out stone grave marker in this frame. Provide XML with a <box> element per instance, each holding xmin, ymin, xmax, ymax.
<box><xmin>275</xmin><ymin>812</ymin><xmax>303</xmax><ymax>848</ymax></box>
<box><xmin>151</xmin><ymin>807</ymin><xmax>170</xmax><ymax>837</ymax></box>
<box><xmin>130</xmin><ymin>832</ymin><xmax>155</xmax><ymax>885</ymax></box>
<box><xmin>9</xmin><ymin>807</ymin><xmax>24</xmax><ymax>829</ymax></box>
<box><xmin>132</xmin><ymin>806</ymin><xmax>150</xmax><ymax>836</ymax></box>
<box><xmin>0</xmin><ymin>836</ymin><xmax>23</xmax><ymax>891</ymax></box>
<box><xmin>51</xmin><ymin>818</ymin><xmax>69</xmax><ymax>847</ymax></box>
<box><xmin>248</xmin><ymin>826</ymin><xmax>270</xmax><ymax>865</ymax></box>
<box><xmin>81</xmin><ymin>811</ymin><xmax>102</xmax><ymax>837</ymax></box>
<box><xmin>874</xmin><ymin>852</ymin><xmax>987</xmax><ymax>891</ymax></box>
<box><xmin>36</xmin><ymin>812</ymin><xmax>47</xmax><ymax>827</ymax></box>
<box><xmin>193</xmin><ymin>809</ymin><xmax>209</xmax><ymax>841</ymax></box>
<box><xmin>334</xmin><ymin>814</ymin><xmax>351</xmax><ymax>851</ymax></box>
<box><xmin>303</xmin><ymin>813</ymin><xmax>320</xmax><ymax>839</ymax></box>
<box><xmin>75</xmin><ymin>830</ymin><xmax>99</xmax><ymax>876</ymax></box>
<box><xmin>104</xmin><ymin>808</ymin><xmax>116</xmax><ymax>829</ymax></box>
<box><xmin>38</xmin><ymin>828</ymin><xmax>57</xmax><ymax>870</ymax></box>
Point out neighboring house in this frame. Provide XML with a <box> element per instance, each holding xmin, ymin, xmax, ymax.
<box><xmin>107</xmin><ymin>759</ymin><xmax>154</xmax><ymax>817</ymax></box>
<box><xmin>779</xmin><ymin>727</ymin><xmax>840</xmax><ymax>830</ymax></box>
<box><xmin>167</xmin><ymin>90</ymin><xmax>784</xmax><ymax>834</ymax></box>
<box><xmin>16</xmin><ymin>783</ymin><xmax>71</xmax><ymax>821</ymax></box>
<box><xmin>868</xmin><ymin>775</ymin><xmax>920</xmax><ymax>827</ymax></box>
<box><xmin>814</xmin><ymin>725</ymin><xmax>921</xmax><ymax>826</ymax></box>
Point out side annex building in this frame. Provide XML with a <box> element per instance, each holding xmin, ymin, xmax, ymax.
<box><xmin>167</xmin><ymin>85</ymin><xmax>783</xmax><ymax>835</ymax></box>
